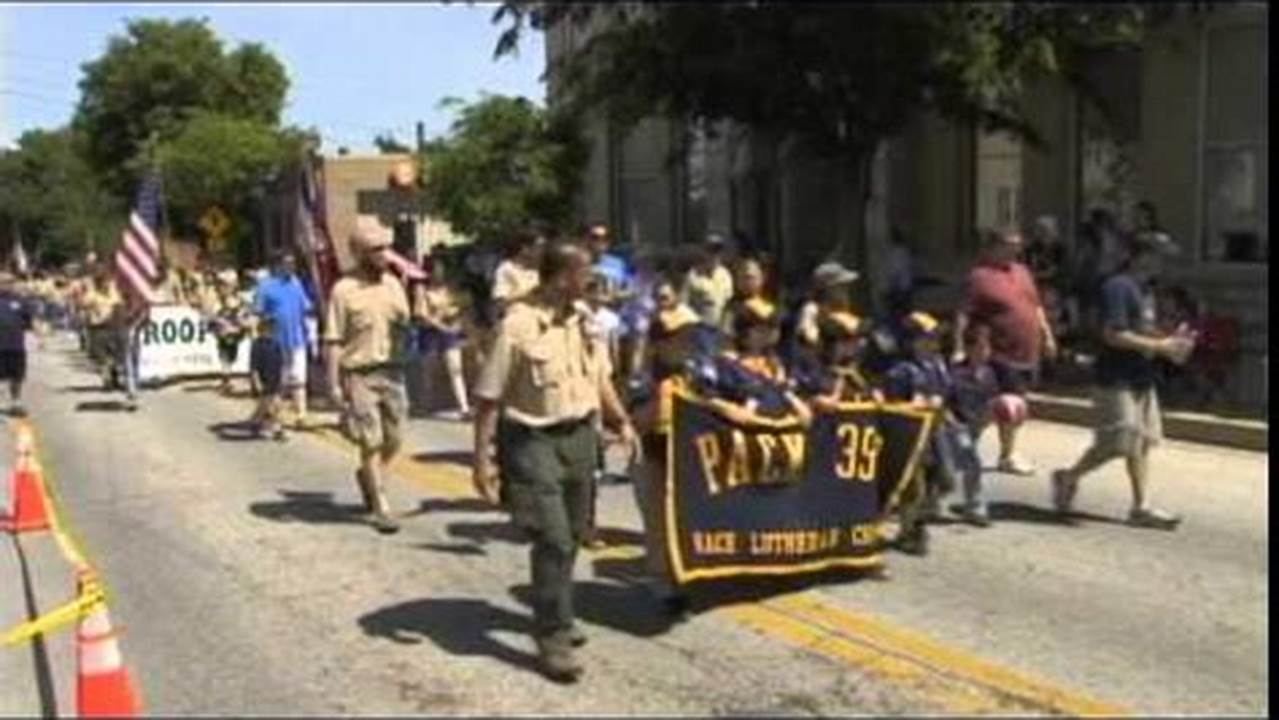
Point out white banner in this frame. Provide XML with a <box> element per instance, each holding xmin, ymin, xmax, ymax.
<box><xmin>136</xmin><ymin>304</ymin><xmax>250</xmax><ymax>383</ymax></box>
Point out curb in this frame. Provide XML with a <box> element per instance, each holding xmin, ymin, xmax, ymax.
<box><xmin>1027</xmin><ymin>393</ymin><xmax>1268</xmax><ymax>452</ymax></box>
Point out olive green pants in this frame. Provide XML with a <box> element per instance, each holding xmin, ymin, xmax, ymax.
<box><xmin>499</xmin><ymin>416</ymin><xmax>599</xmax><ymax>639</ymax></box>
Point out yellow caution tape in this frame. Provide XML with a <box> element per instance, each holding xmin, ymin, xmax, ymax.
<box><xmin>0</xmin><ymin>583</ymin><xmax>105</xmax><ymax>647</ymax></box>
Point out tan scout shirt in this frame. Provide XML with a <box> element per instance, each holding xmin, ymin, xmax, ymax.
<box><xmin>492</xmin><ymin>260</ymin><xmax>541</xmax><ymax>304</ymax></box>
<box><xmin>84</xmin><ymin>285</ymin><xmax>121</xmax><ymax>326</ymax></box>
<box><xmin>323</xmin><ymin>273</ymin><xmax>411</xmax><ymax>370</ymax></box>
<box><xmin>475</xmin><ymin>298</ymin><xmax>613</xmax><ymax>428</ymax></box>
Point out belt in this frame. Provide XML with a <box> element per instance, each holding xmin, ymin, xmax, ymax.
<box><xmin>502</xmin><ymin>412</ymin><xmax>595</xmax><ymax>436</ymax></box>
<box><xmin>343</xmin><ymin>362</ymin><xmax>402</xmax><ymax>376</ymax></box>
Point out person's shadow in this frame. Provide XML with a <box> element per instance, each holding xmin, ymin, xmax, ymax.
<box><xmin>357</xmin><ymin>597</ymin><xmax>543</xmax><ymax>678</ymax></box>
<box><xmin>208</xmin><ymin>421</ymin><xmax>264</xmax><ymax>443</ymax></box>
<box><xmin>986</xmin><ymin>501</ymin><xmax>1125</xmax><ymax>527</ymax></box>
<box><xmin>74</xmin><ymin>400</ymin><xmax>133</xmax><ymax>413</ymax></box>
<box><xmin>249</xmin><ymin>490</ymin><xmax>368</xmax><ymax>526</ymax></box>
<box><xmin>508</xmin><ymin>580</ymin><xmax>673</xmax><ymax>639</ymax></box>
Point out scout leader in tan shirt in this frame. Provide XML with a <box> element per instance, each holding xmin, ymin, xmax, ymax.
<box><xmin>471</xmin><ymin>241</ymin><xmax>637</xmax><ymax>683</ymax></box>
<box><xmin>323</xmin><ymin>219</ymin><xmax>412</xmax><ymax>535</ymax></box>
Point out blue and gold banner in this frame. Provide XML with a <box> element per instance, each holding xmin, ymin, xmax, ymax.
<box><xmin>665</xmin><ymin>390</ymin><xmax>934</xmax><ymax>584</ymax></box>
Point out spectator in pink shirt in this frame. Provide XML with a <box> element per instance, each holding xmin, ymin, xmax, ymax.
<box><xmin>951</xmin><ymin>228</ymin><xmax>1058</xmax><ymax>476</ymax></box>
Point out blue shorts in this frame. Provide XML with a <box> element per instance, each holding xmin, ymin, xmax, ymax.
<box><xmin>418</xmin><ymin>327</ymin><xmax>464</xmax><ymax>354</ymax></box>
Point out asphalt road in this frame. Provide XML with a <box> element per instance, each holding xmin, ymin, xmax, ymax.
<box><xmin>2</xmin><ymin>336</ymin><xmax>1268</xmax><ymax>715</ymax></box>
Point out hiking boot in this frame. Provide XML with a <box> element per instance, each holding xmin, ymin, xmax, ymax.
<box><xmin>895</xmin><ymin>526</ymin><xmax>929</xmax><ymax>556</ymax></box>
<box><xmin>536</xmin><ymin>634</ymin><xmax>584</xmax><ymax>683</ymax></box>
<box><xmin>371</xmin><ymin>513</ymin><xmax>401</xmax><ymax>535</ymax></box>
<box><xmin>661</xmin><ymin>593</ymin><xmax>692</xmax><ymax>623</ymax></box>
<box><xmin>958</xmin><ymin>503</ymin><xmax>991</xmax><ymax>528</ymax></box>
<box><xmin>1128</xmin><ymin>507</ymin><xmax>1182</xmax><ymax>531</ymax></box>
<box><xmin>997</xmin><ymin>454</ymin><xmax>1037</xmax><ymax>476</ymax></box>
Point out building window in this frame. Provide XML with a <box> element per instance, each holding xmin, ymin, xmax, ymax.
<box><xmin>975</xmin><ymin>131</ymin><xmax>1023</xmax><ymax>233</ymax></box>
<box><xmin>1201</xmin><ymin>21</ymin><xmax>1267</xmax><ymax>263</ymax></box>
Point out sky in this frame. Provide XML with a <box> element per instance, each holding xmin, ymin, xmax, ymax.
<box><xmin>0</xmin><ymin>2</ymin><xmax>546</xmax><ymax>152</ymax></box>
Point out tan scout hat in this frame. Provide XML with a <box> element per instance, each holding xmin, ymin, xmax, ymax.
<box><xmin>350</xmin><ymin>216</ymin><xmax>392</xmax><ymax>253</ymax></box>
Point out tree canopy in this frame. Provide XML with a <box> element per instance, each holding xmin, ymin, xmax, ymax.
<box><xmin>422</xmin><ymin>94</ymin><xmax>587</xmax><ymax>245</ymax></box>
<box><xmin>0</xmin><ymin>128</ymin><xmax>123</xmax><ymax>266</ymax></box>
<box><xmin>73</xmin><ymin>18</ymin><xmax>290</xmax><ymax>194</ymax></box>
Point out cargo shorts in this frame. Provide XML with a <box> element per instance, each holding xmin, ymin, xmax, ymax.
<box><xmin>342</xmin><ymin>367</ymin><xmax>408</xmax><ymax>457</ymax></box>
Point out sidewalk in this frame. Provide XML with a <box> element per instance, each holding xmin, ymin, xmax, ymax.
<box><xmin>1028</xmin><ymin>391</ymin><xmax>1268</xmax><ymax>452</ymax></box>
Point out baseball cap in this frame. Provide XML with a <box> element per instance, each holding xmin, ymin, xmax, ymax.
<box><xmin>350</xmin><ymin>217</ymin><xmax>391</xmax><ymax>253</ymax></box>
<box><xmin>813</xmin><ymin>261</ymin><xmax>859</xmax><ymax>290</ymax></box>
<box><xmin>902</xmin><ymin>311</ymin><xmax>942</xmax><ymax>339</ymax></box>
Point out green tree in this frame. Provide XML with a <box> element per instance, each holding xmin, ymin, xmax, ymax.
<box><xmin>73</xmin><ymin>18</ymin><xmax>289</xmax><ymax>195</ymax></box>
<box><xmin>373</xmin><ymin>133</ymin><xmax>411</xmax><ymax>154</ymax></box>
<box><xmin>155</xmin><ymin>111</ymin><xmax>303</xmax><ymax>241</ymax></box>
<box><xmin>493</xmin><ymin>2</ymin><xmax>1172</xmax><ymax>283</ymax></box>
<box><xmin>0</xmin><ymin>128</ymin><xmax>123</xmax><ymax>266</ymax></box>
<box><xmin>423</xmin><ymin>94</ymin><xmax>587</xmax><ymax>245</ymax></box>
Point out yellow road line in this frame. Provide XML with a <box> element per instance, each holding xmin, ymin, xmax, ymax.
<box><xmin>301</xmin><ymin>416</ymin><xmax>1128</xmax><ymax>716</ymax></box>
<box><xmin>760</xmin><ymin>593</ymin><xmax>1129</xmax><ymax>717</ymax></box>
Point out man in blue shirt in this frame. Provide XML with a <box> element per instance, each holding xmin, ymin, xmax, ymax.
<box><xmin>1051</xmin><ymin>232</ymin><xmax>1195</xmax><ymax>530</ymax></box>
<box><xmin>0</xmin><ymin>273</ymin><xmax>34</xmax><ymax>416</ymax></box>
<box><xmin>585</xmin><ymin>223</ymin><xmax>633</xmax><ymax>306</ymax></box>
<box><xmin>255</xmin><ymin>250</ymin><xmax>315</xmax><ymax>430</ymax></box>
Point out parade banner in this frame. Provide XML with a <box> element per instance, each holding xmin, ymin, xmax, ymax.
<box><xmin>136</xmin><ymin>304</ymin><xmax>250</xmax><ymax>383</ymax></box>
<box><xmin>665</xmin><ymin>390</ymin><xmax>934</xmax><ymax>584</ymax></box>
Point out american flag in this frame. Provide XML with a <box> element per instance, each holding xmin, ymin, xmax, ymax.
<box><xmin>294</xmin><ymin>155</ymin><xmax>341</xmax><ymax>313</ymax></box>
<box><xmin>114</xmin><ymin>172</ymin><xmax>164</xmax><ymax>307</ymax></box>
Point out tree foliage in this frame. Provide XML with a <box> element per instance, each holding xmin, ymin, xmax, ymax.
<box><xmin>423</xmin><ymin>94</ymin><xmax>587</xmax><ymax>245</ymax></box>
<box><xmin>73</xmin><ymin>18</ymin><xmax>289</xmax><ymax>194</ymax></box>
<box><xmin>155</xmin><ymin>111</ymin><xmax>304</xmax><ymax>238</ymax></box>
<box><xmin>0</xmin><ymin>128</ymin><xmax>123</xmax><ymax>266</ymax></box>
<box><xmin>373</xmin><ymin>133</ymin><xmax>412</xmax><ymax>154</ymax></box>
<box><xmin>495</xmin><ymin>3</ymin><xmax>1163</xmax><ymax>158</ymax></box>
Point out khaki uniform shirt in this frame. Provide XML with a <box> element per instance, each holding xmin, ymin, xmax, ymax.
<box><xmin>475</xmin><ymin>298</ymin><xmax>612</xmax><ymax>428</ymax></box>
<box><xmin>686</xmin><ymin>265</ymin><xmax>735</xmax><ymax>327</ymax></box>
<box><xmin>84</xmin><ymin>285</ymin><xmax>121</xmax><ymax>326</ymax></box>
<box><xmin>323</xmin><ymin>272</ymin><xmax>411</xmax><ymax>370</ymax></box>
<box><xmin>492</xmin><ymin>260</ymin><xmax>541</xmax><ymax>304</ymax></box>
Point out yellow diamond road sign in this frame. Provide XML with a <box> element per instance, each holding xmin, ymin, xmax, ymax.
<box><xmin>199</xmin><ymin>207</ymin><xmax>231</xmax><ymax>238</ymax></box>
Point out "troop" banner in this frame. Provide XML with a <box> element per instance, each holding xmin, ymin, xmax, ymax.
<box><xmin>665</xmin><ymin>390</ymin><xmax>934</xmax><ymax>584</ymax></box>
<box><xmin>136</xmin><ymin>304</ymin><xmax>250</xmax><ymax>383</ymax></box>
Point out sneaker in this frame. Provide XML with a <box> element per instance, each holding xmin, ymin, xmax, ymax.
<box><xmin>536</xmin><ymin>634</ymin><xmax>584</xmax><ymax>683</ymax></box>
<box><xmin>998</xmin><ymin>455</ymin><xmax>1037</xmax><ymax>476</ymax></box>
<box><xmin>371</xmin><ymin>513</ymin><xmax>402</xmax><ymax>535</ymax></box>
<box><xmin>1051</xmin><ymin>470</ymin><xmax>1078</xmax><ymax>516</ymax></box>
<box><xmin>272</xmin><ymin>429</ymin><xmax>288</xmax><ymax>442</ymax></box>
<box><xmin>1128</xmin><ymin>507</ymin><xmax>1182</xmax><ymax>531</ymax></box>
<box><xmin>567</xmin><ymin>625</ymin><xmax>588</xmax><ymax>648</ymax></box>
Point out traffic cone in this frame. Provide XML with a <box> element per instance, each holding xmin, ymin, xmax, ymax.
<box><xmin>75</xmin><ymin>572</ymin><xmax>141</xmax><ymax>717</ymax></box>
<box><xmin>1</xmin><ymin>463</ymin><xmax>51</xmax><ymax>534</ymax></box>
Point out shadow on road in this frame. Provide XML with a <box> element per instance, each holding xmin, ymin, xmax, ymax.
<box><xmin>357</xmin><ymin>597</ymin><xmax>543</xmax><ymax>678</ymax></box>
<box><xmin>208</xmin><ymin>421</ymin><xmax>265</xmax><ymax>442</ymax></box>
<box><xmin>509</xmin><ymin>580</ymin><xmax>674</xmax><ymax>639</ymax></box>
<box><xmin>249</xmin><ymin>490</ymin><xmax>369</xmax><ymax>526</ymax></box>
<box><xmin>411</xmin><ymin>451</ymin><xmax>476</xmax><ymax>469</ymax></box>
<box><xmin>59</xmin><ymin>384</ymin><xmax>106</xmax><ymax>394</ymax></box>
<box><xmin>406</xmin><ymin>497</ymin><xmax>497</xmax><ymax>516</ymax></box>
<box><xmin>74</xmin><ymin>400</ymin><xmax>134</xmax><ymax>413</ymax></box>
<box><xmin>412</xmin><ymin>542</ymin><xmax>487</xmax><ymax>556</ymax></box>
<box><xmin>986</xmin><ymin>501</ymin><xmax>1125</xmax><ymax>527</ymax></box>
<box><xmin>185</xmin><ymin>383</ymin><xmax>255</xmax><ymax>399</ymax></box>
<box><xmin>445</xmin><ymin>520</ymin><xmax>529</xmax><ymax>546</ymax></box>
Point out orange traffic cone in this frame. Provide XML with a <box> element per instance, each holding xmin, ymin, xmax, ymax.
<box><xmin>1</xmin><ymin>463</ymin><xmax>51</xmax><ymax>534</ymax></box>
<box><xmin>76</xmin><ymin>573</ymin><xmax>141</xmax><ymax>717</ymax></box>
